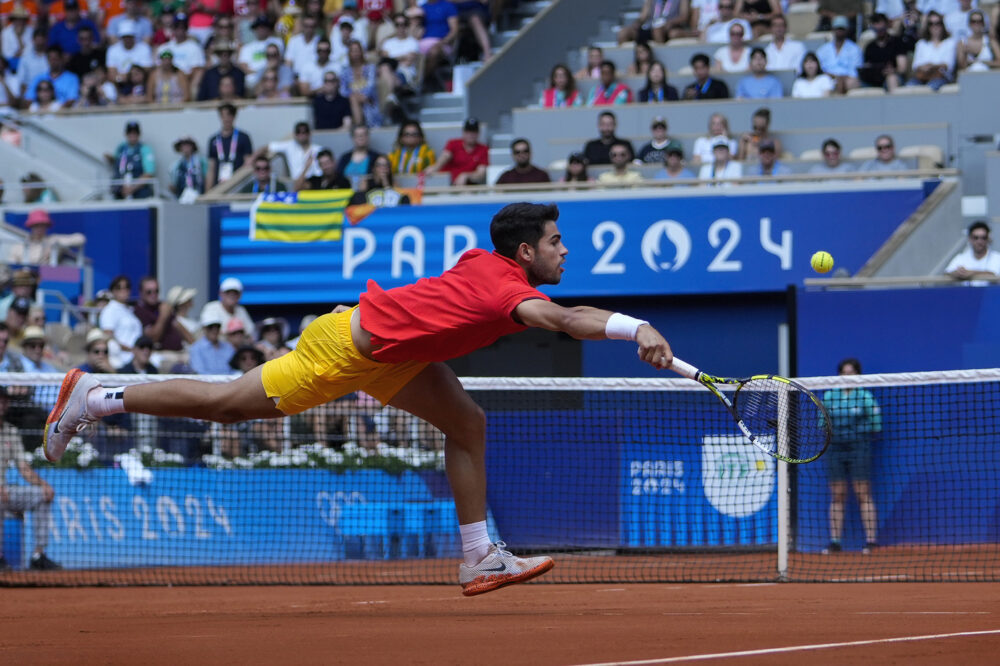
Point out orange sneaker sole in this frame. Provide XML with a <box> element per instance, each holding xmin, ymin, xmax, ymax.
<box><xmin>461</xmin><ymin>559</ymin><xmax>554</xmax><ymax>597</ymax></box>
<box><xmin>43</xmin><ymin>368</ymin><xmax>85</xmax><ymax>462</ymax></box>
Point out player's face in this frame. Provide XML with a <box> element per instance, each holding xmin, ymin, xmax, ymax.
<box><xmin>526</xmin><ymin>221</ymin><xmax>568</xmax><ymax>286</ymax></box>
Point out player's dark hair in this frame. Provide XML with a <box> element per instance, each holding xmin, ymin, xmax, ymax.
<box><xmin>490</xmin><ymin>203</ymin><xmax>560</xmax><ymax>259</ymax></box>
<box><xmin>838</xmin><ymin>357</ymin><xmax>862</xmax><ymax>374</ymax></box>
<box><xmin>969</xmin><ymin>220</ymin><xmax>990</xmax><ymax>236</ymax></box>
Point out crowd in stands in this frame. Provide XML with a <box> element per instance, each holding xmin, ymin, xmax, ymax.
<box><xmin>0</xmin><ymin>0</ymin><xmax>502</xmax><ymax>118</ymax></box>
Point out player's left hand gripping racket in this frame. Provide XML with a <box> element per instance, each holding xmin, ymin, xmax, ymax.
<box><xmin>668</xmin><ymin>357</ymin><xmax>832</xmax><ymax>464</ymax></box>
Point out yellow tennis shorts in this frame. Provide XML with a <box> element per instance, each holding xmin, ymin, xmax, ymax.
<box><xmin>260</xmin><ymin>307</ymin><xmax>428</xmax><ymax>415</ymax></box>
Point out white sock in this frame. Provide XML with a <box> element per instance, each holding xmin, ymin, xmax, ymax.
<box><xmin>459</xmin><ymin>520</ymin><xmax>492</xmax><ymax>567</ymax></box>
<box><xmin>87</xmin><ymin>387</ymin><xmax>126</xmax><ymax>417</ymax></box>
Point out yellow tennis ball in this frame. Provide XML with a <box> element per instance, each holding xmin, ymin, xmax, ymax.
<box><xmin>811</xmin><ymin>251</ymin><xmax>834</xmax><ymax>274</ymax></box>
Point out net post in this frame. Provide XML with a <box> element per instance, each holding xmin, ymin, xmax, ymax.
<box><xmin>777</xmin><ymin>459</ymin><xmax>789</xmax><ymax>581</ymax></box>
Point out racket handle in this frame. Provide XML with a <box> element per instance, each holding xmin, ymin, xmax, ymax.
<box><xmin>669</xmin><ymin>356</ymin><xmax>700</xmax><ymax>380</ymax></box>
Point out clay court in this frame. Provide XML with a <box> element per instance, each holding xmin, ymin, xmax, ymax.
<box><xmin>3</xmin><ymin>580</ymin><xmax>998</xmax><ymax>665</ymax></box>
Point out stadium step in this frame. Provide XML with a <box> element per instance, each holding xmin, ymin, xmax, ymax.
<box><xmin>421</xmin><ymin>92</ymin><xmax>466</xmax><ymax>109</ymax></box>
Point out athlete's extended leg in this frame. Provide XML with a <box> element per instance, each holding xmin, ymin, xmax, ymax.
<box><xmin>388</xmin><ymin>362</ymin><xmax>553</xmax><ymax>596</ymax></box>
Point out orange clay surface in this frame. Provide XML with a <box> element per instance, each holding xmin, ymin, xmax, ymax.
<box><xmin>2</xmin><ymin>582</ymin><xmax>999</xmax><ymax>665</ymax></box>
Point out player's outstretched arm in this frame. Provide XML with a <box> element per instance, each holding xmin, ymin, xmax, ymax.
<box><xmin>514</xmin><ymin>300</ymin><xmax>673</xmax><ymax>370</ymax></box>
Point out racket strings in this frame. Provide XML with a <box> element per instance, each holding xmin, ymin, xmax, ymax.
<box><xmin>735</xmin><ymin>378</ymin><xmax>829</xmax><ymax>462</ymax></box>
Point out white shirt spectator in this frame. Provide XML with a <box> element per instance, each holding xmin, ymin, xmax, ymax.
<box><xmin>876</xmin><ymin>0</ymin><xmax>906</xmax><ymax>18</ymax></box>
<box><xmin>705</xmin><ymin>18</ymin><xmax>752</xmax><ymax>43</ymax></box>
<box><xmin>238</xmin><ymin>37</ymin><xmax>284</xmax><ymax>77</ymax></box>
<box><xmin>99</xmin><ymin>299</ymin><xmax>143</xmax><ymax>368</ymax></box>
<box><xmin>158</xmin><ymin>38</ymin><xmax>205</xmax><ymax>75</ymax></box>
<box><xmin>285</xmin><ymin>32</ymin><xmax>319</xmax><ymax>72</ymax></box>
<box><xmin>1</xmin><ymin>23</ymin><xmax>33</xmax><ymax>62</ymax></box>
<box><xmin>335</xmin><ymin>16</ymin><xmax>370</xmax><ymax>50</ymax></box>
<box><xmin>0</xmin><ymin>71</ymin><xmax>20</xmax><ymax>109</ymax></box>
<box><xmin>199</xmin><ymin>300</ymin><xmax>256</xmax><ymax>339</ymax></box>
<box><xmin>765</xmin><ymin>39</ymin><xmax>806</xmax><ymax>72</ymax></box>
<box><xmin>268</xmin><ymin>139</ymin><xmax>324</xmax><ymax>179</ymax></box>
<box><xmin>380</xmin><ymin>34</ymin><xmax>420</xmax><ymax>60</ymax></box>
<box><xmin>917</xmin><ymin>0</ymin><xmax>963</xmax><ymax>14</ymax></box>
<box><xmin>106</xmin><ymin>40</ymin><xmax>154</xmax><ymax>74</ymax></box>
<box><xmin>945</xmin><ymin>246</ymin><xmax>1000</xmax><ymax>285</ymax></box>
<box><xmin>912</xmin><ymin>37</ymin><xmax>958</xmax><ymax>76</ymax></box>
<box><xmin>792</xmin><ymin>73</ymin><xmax>835</xmax><ymax>97</ymax></box>
<box><xmin>297</xmin><ymin>59</ymin><xmax>340</xmax><ymax>92</ymax></box>
<box><xmin>713</xmin><ymin>45</ymin><xmax>751</xmax><ymax>71</ymax></box>
<box><xmin>698</xmin><ymin>160</ymin><xmax>743</xmax><ymax>184</ymax></box>
<box><xmin>15</xmin><ymin>45</ymin><xmax>47</xmax><ymax>94</ymax></box>
<box><xmin>694</xmin><ymin>0</ymin><xmax>721</xmax><ymax>29</ymax></box>
<box><xmin>692</xmin><ymin>136</ymin><xmax>739</xmax><ymax>163</ymax></box>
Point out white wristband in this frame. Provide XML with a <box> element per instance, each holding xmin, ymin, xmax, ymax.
<box><xmin>605</xmin><ymin>313</ymin><xmax>648</xmax><ymax>341</ymax></box>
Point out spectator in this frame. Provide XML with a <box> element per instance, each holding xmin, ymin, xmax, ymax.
<box><xmin>540</xmin><ymin>63</ymin><xmax>582</xmax><ymax>108</ymax></box>
<box><xmin>418</xmin><ymin>0</ymin><xmax>459</xmax><ymax>92</ymax></box>
<box><xmin>0</xmin><ymin>56</ymin><xmax>18</xmax><ymax>112</ymax></box>
<box><xmin>336</xmin><ymin>1</ymin><xmax>372</xmax><ymax>51</ymax></box>
<box><xmin>582</xmin><ymin>111</ymin><xmax>635</xmax><ymax>166</ymax></box>
<box><xmin>691</xmin><ymin>112</ymin><xmax>738</xmax><ymax>164</ymax></box>
<box><xmin>133</xmin><ymin>276</ymin><xmax>187</xmax><ymax>369</ymax></box>
<box><xmin>224</xmin><ymin>317</ymin><xmax>250</xmax><ymax>349</ymax></box>
<box><xmin>388</xmin><ymin>120</ymin><xmax>436</xmax><ymax>174</ymax></box>
<box><xmin>764</xmin><ymin>14</ymin><xmax>806</xmax><ymax>72</ymax></box>
<box><xmin>698</xmin><ymin>137</ymin><xmax>743</xmax><ymax>185</ymax></box>
<box><xmin>117</xmin><ymin>334</ymin><xmax>158</xmax><ymax>373</ymax></box>
<box><xmin>106</xmin><ymin>21</ymin><xmax>154</xmax><ymax>85</ymax></box>
<box><xmin>737</xmin><ymin>0</ymin><xmax>781</xmax><ymax>38</ymax></box>
<box><xmin>169</xmin><ymin>135</ymin><xmax>207</xmax><ymax>202</ymax></box>
<box><xmin>0</xmin><ymin>269</ymin><xmax>36</xmax><ymax>321</ymax></box>
<box><xmin>261</xmin><ymin>45</ymin><xmax>294</xmax><ymax>95</ymax></box>
<box><xmin>335</xmin><ymin>124</ymin><xmax>382</xmax><ymax>188</ymax></box>
<box><xmin>816</xmin><ymin>0</ymin><xmax>864</xmax><ymax>34</ymax></box>
<box><xmin>638</xmin><ymin>61</ymin><xmax>678</xmax><ymax>102</ymax></box>
<box><xmin>586</xmin><ymin>60</ymin><xmax>633</xmax><ymax>105</ymax></box>
<box><xmin>703</xmin><ymin>0</ymin><xmax>751</xmax><ymax>43</ymax></box>
<box><xmin>655</xmin><ymin>141</ymin><xmax>696</xmax><ymax>180</ymax></box>
<box><xmin>157</xmin><ymin>14</ymin><xmax>204</xmax><ymax>88</ymax></box>
<box><xmin>562</xmin><ymin>152</ymin><xmax>593</xmax><ymax>183</ymax></box>
<box><xmin>821</xmin><ymin>357</ymin><xmax>881</xmax><ymax>555</ymax></box>
<box><xmin>859</xmin><ymin>13</ymin><xmax>907</xmax><ymax>91</ymax></box>
<box><xmin>100</xmin><ymin>274</ymin><xmax>144</xmax><ymax>369</ymax></box>
<box><xmin>200</xmin><ymin>277</ymin><xmax>256</xmax><ymax>339</ymax></box>
<box><xmin>451</xmin><ymin>0</ymin><xmax>492</xmax><ymax>61</ymax></box>
<box><xmin>268</xmin><ymin>121</ymin><xmax>323</xmax><ymax>183</ymax></box>
<box><xmin>295</xmin><ymin>148</ymin><xmax>352</xmax><ymax>191</ymax></box>
<box><xmin>597</xmin><ymin>141</ymin><xmax>642</xmax><ymax>185</ymax></box>
<box><xmin>349</xmin><ymin>154</ymin><xmax>412</xmax><ymax>206</ymax></box>
<box><xmin>15</xmin><ymin>30</ymin><xmax>48</xmax><ymax>103</ymax></box>
<box><xmin>206</xmin><ymin>103</ymin><xmax>254</xmax><ymax>190</ymax></box>
<box><xmin>908</xmin><ymin>11</ymin><xmax>957</xmax><ymax>89</ymax></box>
<box><xmin>809</xmin><ymin>138</ymin><xmax>855</xmax><ymax>174</ymax></box>
<box><xmin>20</xmin><ymin>173</ymin><xmax>58</xmax><ymax>203</ymax></box>
<box><xmin>1</xmin><ymin>6</ymin><xmax>33</xmax><ymax>74</ymax></box>
<box><xmin>3</xmin><ymin>296</ymin><xmax>30</xmax><ymax>343</ymax></box>
<box><xmin>27</xmin><ymin>78</ymin><xmax>62</xmax><ymax>112</ymax></box>
<box><xmin>957</xmin><ymin>10</ymin><xmax>1000</xmax><ymax>71</ymax></box>
<box><xmin>166</xmin><ymin>286</ymin><xmax>199</xmax><ymax>343</ymax></box>
<box><xmin>152</xmin><ymin>11</ymin><xmax>178</xmax><ymax>48</ymax></box>
<box><xmin>255</xmin><ymin>317</ymin><xmax>291</xmax><ymax>361</ymax></box>
<box><xmin>66</xmin><ymin>26</ymin><xmax>105</xmax><ymax>79</ymax></box>
<box><xmin>238</xmin><ymin>15</ymin><xmax>283</xmax><ymax>91</ymax></box>
<box><xmin>896</xmin><ymin>0</ymin><xmax>924</xmax><ymax>52</ymax></box>
<box><xmin>0</xmin><ymin>385</ymin><xmax>61</xmax><ymax>571</ymax></box>
<box><xmin>859</xmin><ymin>134</ymin><xmax>907</xmax><ymax>172</ymax></box>
<box><xmin>749</xmin><ymin>139</ymin><xmax>791</xmax><ymax>176</ymax></box>
<box><xmin>9</xmin><ymin>209</ymin><xmax>84</xmax><ymax>265</ymax></box>
<box><xmin>197</xmin><ymin>42</ymin><xmax>246</xmax><ymax>101</ymax></box>
<box><xmin>636</xmin><ymin>116</ymin><xmax>677</xmax><ymax>164</ymax></box>
<box><xmin>189</xmin><ymin>313</ymin><xmax>235</xmax><ymax>375</ymax></box>
<box><xmin>108</xmin><ymin>0</ymin><xmax>155</xmax><ymax>44</ymax></box>
<box><xmin>736</xmin><ymin>48</ymin><xmax>783</xmax><ymax>98</ymax></box>
<box><xmin>425</xmin><ymin>117</ymin><xmax>488</xmax><ymax>186</ymax></box>
<box><xmin>202</xmin><ymin>14</ymin><xmax>239</xmax><ymax>56</ymax></box>
<box><xmin>296</xmin><ymin>37</ymin><xmax>338</xmax><ymax>96</ymax></box>
<box><xmin>78</xmin><ymin>329</ymin><xmax>115</xmax><ymax>373</ymax></box>
<box><xmin>19</xmin><ymin>326</ymin><xmax>61</xmax><ymax>382</ymax></box>
<box><xmin>331</xmin><ymin>20</ymin><xmax>359</xmax><ymax>72</ymax></box>
<box><xmin>26</xmin><ymin>45</ymin><xmax>79</xmax><ymax>107</ymax></box>
<box><xmin>78</xmin><ymin>65</ymin><xmax>117</xmax><ymax>107</ymax></box>
<box><xmin>378</xmin><ymin>13</ymin><xmax>420</xmax><ymax>85</ymax></box>
<box><xmin>341</xmin><ymin>39</ymin><xmax>381</xmax><ymax>127</ymax></box>
<box><xmin>239</xmin><ymin>155</ymin><xmax>287</xmax><ymax>194</ymax></box>
<box><xmin>816</xmin><ymin>15</ymin><xmax>862</xmax><ymax>93</ymax></box>
<box><xmin>285</xmin><ymin>13</ymin><xmax>321</xmax><ymax>73</ymax></box>
<box><xmin>574</xmin><ymin>45</ymin><xmax>603</xmax><ymax>79</ymax></box>
<box><xmin>496</xmin><ymin>138</ymin><xmax>551</xmax><ymax>185</ymax></box>
<box><xmin>944</xmin><ymin>0</ymin><xmax>975</xmax><ymax>41</ymax></box>
<box><xmin>620</xmin><ymin>0</ymin><xmax>691</xmax><ymax>44</ymax></box>
<box><xmin>108</xmin><ymin>121</ymin><xmax>156</xmax><ymax>200</ymax></box>
<box><xmin>48</xmin><ymin>0</ymin><xmax>101</xmax><ymax>55</ymax></box>
<box><xmin>146</xmin><ymin>49</ymin><xmax>189</xmax><ymax>103</ymax></box>
<box><xmin>312</xmin><ymin>71</ymin><xmax>353</xmax><ymax>130</ymax></box>
<box><xmin>792</xmin><ymin>52</ymin><xmax>836</xmax><ymax>98</ymax></box>
<box><xmin>737</xmin><ymin>107</ymin><xmax>782</xmax><ymax>160</ymax></box>
<box><xmin>945</xmin><ymin>221</ymin><xmax>1000</xmax><ymax>284</ymax></box>
<box><xmin>627</xmin><ymin>41</ymin><xmax>655</xmax><ymax>77</ymax></box>
<box><xmin>683</xmin><ymin>52</ymin><xmax>730</xmax><ymax>99</ymax></box>
<box><xmin>116</xmin><ymin>64</ymin><xmax>150</xmax><ymax>105</ymax></box>
<box><xmin>713</xmin><ymin>21</ymin><xmax>750</xmax><ymax>72</ymax></box>
<box><xmin>255</xmin><ymin>66</ymin><xmax>287</xmax><ymax>100</ymax></box>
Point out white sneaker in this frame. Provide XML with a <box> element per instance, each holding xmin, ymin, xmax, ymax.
<box><xmin>44</xmin><ymin>369</ymin><xmax>102</xmax><ymax>462</ymax></box>
<box><xmin>458</xmin><ymin>541</ymin><xmax>554</xmax><ymax>597</ymax></box>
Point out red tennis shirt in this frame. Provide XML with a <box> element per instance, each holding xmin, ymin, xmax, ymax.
<box><xmin>358</xmin><ymin>248</ymin><xmax>550</xmax><ymax>363</ymax></box>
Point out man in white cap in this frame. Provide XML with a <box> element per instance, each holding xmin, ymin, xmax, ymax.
<box><xmin>106</xmin><ymin>19</ymin><xmax>154</xmax><ymax>84</ymax></box>
<box><xmin>199</xmin><ymin>277</ymin><xmax>256</xmax><ymax>339</ymax></box>
<box><xmin>189</xmin><ymin>312</ymin><xmax>235</xmax><ymax>375</ymax></box>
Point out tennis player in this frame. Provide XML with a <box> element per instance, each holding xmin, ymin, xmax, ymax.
<box><xmin>44</xmin><ymin>202</ymin><xmax>672</xmax><ymax>596</ymax></box>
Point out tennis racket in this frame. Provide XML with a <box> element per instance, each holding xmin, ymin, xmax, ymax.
<box><xmin>669</xmin><ymin>357</ymin><xmax>832</xmax><ymax>464</ymax></box>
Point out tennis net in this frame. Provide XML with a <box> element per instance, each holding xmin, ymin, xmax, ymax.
<box><xmin>0</xmin><ymin>369</ymin><xmax>997</xmax><ymax>586</ymax></box>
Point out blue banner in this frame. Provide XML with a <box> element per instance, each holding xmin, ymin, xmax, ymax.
<box><xmin>217</xmin><ymin>187</ymin><xmax>928</xmax><ymax>305</ymax></box>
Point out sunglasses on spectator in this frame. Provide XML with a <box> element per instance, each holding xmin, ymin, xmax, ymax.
<box><xmin>395</xmin><ymin>21</ymin><xmax>407</xmax><ymax>27</ymax></box>
<box><xmin>143</xmin><ymin>287</ymin><xmax>159</xmax><ymax>294</ymax></box>
<box><xmin>255</xmin><ymin>165</ymin><xmax>271</xmax><ymax>171</ymax></box>
<box><xmin>719</xmin><ymin>3</ymin><xmax>733</xmax><ymax>8</ymax></box>
<box><xmin>928</xmin><ymin>20</ymin><xmax>943</xmax><ymax>26</ymax></box>
<box><xmin>317</xmin><ymin>48</ymin><xmax>331</xmax><ymax>53</ymax></box>
<box><xmin>23</xmin><ymin>341</ymin><xmax>44</xmax><ymax>349</ymax></box>
<box><xmin>90</xmin><ymin>347</ymin><xmax>109</xmax><ymax>355</ymax></box>
<box><xmin>512</xmin><ymin>148</ymin><xmax>530</xmax><ymax>154</ymax></box>
<box><xmin>969</xmin><ymin>17</ymin><xmax>984</xmax><ymax>23</ymax></box>
<box><xmin>877</xmin><ymin>143</ymin><xmax>893</xmax><ymax>150</ymax></box>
